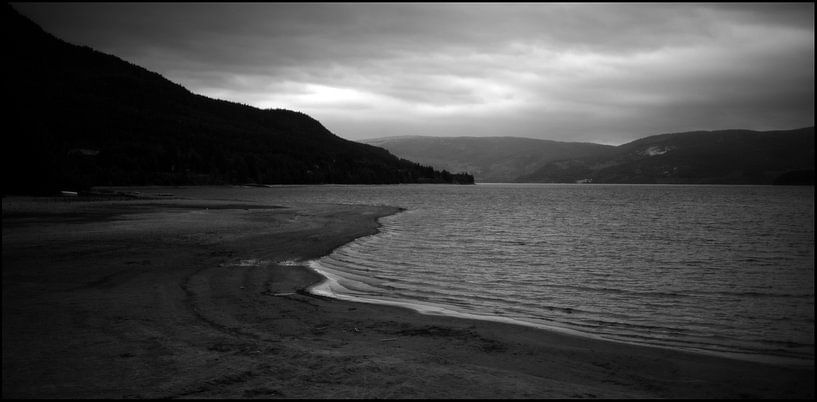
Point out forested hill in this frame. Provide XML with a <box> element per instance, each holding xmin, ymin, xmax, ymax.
<box><xmin>4</xmin><ymin>5</ymin><xmax>473</xmax><ymax>195</ymax></box>
<box><xmin>517</xmin><ymin>127</ymin><xmax>814</xmax><ymax>184</ymax></box>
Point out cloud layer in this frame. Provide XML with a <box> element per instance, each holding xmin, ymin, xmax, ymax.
<box><xmin>14</xmin><ymin>3</ymin><xmax>814</xmax><ymax>144</ymax></box>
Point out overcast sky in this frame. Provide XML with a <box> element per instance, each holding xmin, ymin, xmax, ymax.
<box><xmin>13</xmin><ymin>2</ymin><xmax>815</xmax><ymax>145</ymax></box>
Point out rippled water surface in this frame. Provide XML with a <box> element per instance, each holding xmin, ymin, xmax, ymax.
<box><xmin>173</xmin><ymin>184</ymin><xmax>815</xmax><ymax>363</ymax></box>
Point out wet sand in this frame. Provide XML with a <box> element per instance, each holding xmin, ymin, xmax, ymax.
<box><xmin>2</xmin><ymin>193</ymin><xmax>813</xmax><ymax>398</ymax></box>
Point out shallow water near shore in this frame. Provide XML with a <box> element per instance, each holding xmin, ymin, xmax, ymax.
<box><xmin>142</xmin><ymin>184</ymin><xmax>814</xmax><ymax>365</ymax></box>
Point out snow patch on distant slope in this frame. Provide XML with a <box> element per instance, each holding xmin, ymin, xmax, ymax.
<box><xmin>643</xmin><ymin>146</ymin><xmax>674</xmax><ymax>156</ymax></box>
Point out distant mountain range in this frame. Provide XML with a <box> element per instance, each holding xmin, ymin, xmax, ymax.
<box><xmin>519</xmin><ymin>127</ymin><xmax>814</xmax><ymax>184</ymax></box>
<box><xmin>365</xmin><ymin>127</ymin><xmax>814</xmax><ymax>184</ymax></box>
<box><xmin>4</xmin><ymin>5</ymin><xmax>473</xmax><ymax>195</ymax></box>
<box><xmin>363</xmin><ymin>136</ymin><xmax>613</xmax><ymax>183</ymax></box>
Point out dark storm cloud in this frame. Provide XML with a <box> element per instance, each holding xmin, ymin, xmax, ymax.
<box><xmin>13</xmin><ymin>2</ymin><xmax>814</xmax><ymax>144</ymax></box>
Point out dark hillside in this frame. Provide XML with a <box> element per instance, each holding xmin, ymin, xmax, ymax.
<box><xmin>4</xmin><ymin>5</ymin><xmax>472</xmax><ymax>194</ymax></box>
<box><xmin>518</xmin><ymin>127</ymin><xmax>814</xmax><ymax>184</ymax></box>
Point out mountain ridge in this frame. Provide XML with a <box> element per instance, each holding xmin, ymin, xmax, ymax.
<box><xmin>520</xmin><ymin>127</ymin><xmax>814</xmax><ymax>184</ymax></box>
<box><xmin>366</xmin><ymin>127</ymin><xmax>814</xmax><ymax>184</ymax></box>
<box><xmin>4</xmin><ymin>5</ymin><xmax>473</xmax><ymax>195</ymax></box>
<box><xmin>362</xmin><ymin>136</ymin><xmax>614</xmax><ymax>182</ymax></box>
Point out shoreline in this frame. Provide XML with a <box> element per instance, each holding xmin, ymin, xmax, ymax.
<box><xmin>307</xmin><ymin>259</ymin><xmax>812</xmax><ymax>369</ymax></box>
<box><xmin>3</xmin><ymin>193</ymin><xmax>814</xmax><ymax>398</ymax></box>
<box><xmin>301</xmin><ymin>197</ymin><xmax>812</xmax><ymax>369</ymax></box>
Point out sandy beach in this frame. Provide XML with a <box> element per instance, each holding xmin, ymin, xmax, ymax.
<box><xmin>2</xmin><ymin>192</ymin><xmax>813</xmax><ymax>399</ymax></box>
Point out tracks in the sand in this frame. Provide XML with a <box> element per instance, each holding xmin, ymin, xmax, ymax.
<box><xmin>179</xmin><ymin>265</ymin><xmax>263</xmax><ymax>341</ymax></box>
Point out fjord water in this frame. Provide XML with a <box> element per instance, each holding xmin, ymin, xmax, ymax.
<box><xmin>203</xmin><ymin>184</ymin><xmax>814</xmax><ymax>363</ymax></box>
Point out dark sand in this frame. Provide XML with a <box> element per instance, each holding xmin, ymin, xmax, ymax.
<box><xmin>2</xmin><ymin>193</ymin><xmax>813</xmax><ymax>399</ymax></box>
